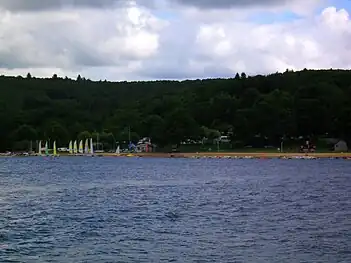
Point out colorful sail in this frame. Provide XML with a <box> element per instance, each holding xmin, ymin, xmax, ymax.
<box><xmin>73</xmin><ymin>140</ymin><xmax>78</xmax><ymax>154</ymax></box>
<box><xmin>78</xmin><ymin>140</ymin><xmax>83</xmax><ymax>154</ymax></box>
<box><xmin>53</xmin><ymin>141</ymin><xmax>57</xmax><ymax>156</ymax></box>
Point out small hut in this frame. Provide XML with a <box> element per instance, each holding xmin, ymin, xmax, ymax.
<box><xmin>136</xmin><ymin>142</ymin><xmax>156</xmax><ymax>152</ymax></box>
<box><xmin>334</xmin><ymin>140</ymin><xmax>348</xmax><ymax>152</ymax></box>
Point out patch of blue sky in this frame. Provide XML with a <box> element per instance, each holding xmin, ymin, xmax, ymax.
<box><xmin>247</xmin><ymin>10</ymin><xmax>303</xmax><ymax>24</ymax></box>
<box><xmin>314</xmin><ymin>0</ymin><xmax>351</xmax><ymax>14</ymax></box>
<box><xmin>327</xmin><ymin>0</ymin><xmax>351</xmax><ymax>10</ymax></box>
<box><xmin>152</xmin><ymin>10</ymin><xmax>179</xmax><ymax>20</ymax></box>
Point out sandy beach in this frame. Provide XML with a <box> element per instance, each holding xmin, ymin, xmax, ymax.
<box><xmin>100</xmin><ymin>152</ymin><xmax>351</xmax><ymax>159</ymax></box>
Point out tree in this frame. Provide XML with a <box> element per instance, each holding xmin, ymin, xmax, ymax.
<box><xmin>10</xmin><ymin>125</ymin><xmax>38</xmax><ymax>151</ymax></box>
<box><xmin>44</xmin><ymin>121</ymin><xmax>69</xmax><ymax>146</ymax></box>
<box><xmin>0</xmin><ymin>69</ymin><xmax>350</xmax><ymax>151</ymax></box>
<box><xmin>12</xmin><ymin>125</ymin><xmax>37</xmax><ymax>142</ymax></box>
<box><xmin>164</xmin><ymin>108</ymin><xmax>200</xmax><ymax>145</ymax></box>
<box><xmin>141</xmin><ymin>115</ymin><xmax>166</xmax><ymax>145</ymax></box>
<box><xmin>99</xmin><ymin>131</ymin><xmax>115</xmax><ymax>150</ymax></box>
<box><xmin>77</xmin><ymin>131</ymin><xmax>91</xmax><ymax>141</ymax></box>
<box><xmin>201</xmin><ymin>126</ymin><xmax>221</xmax><ymax>142</ymax></box>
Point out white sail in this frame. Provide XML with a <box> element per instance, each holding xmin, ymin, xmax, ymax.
<box><xmin>84</xmin><ymin>139</ymin><xmax>89</xmax><ymax>154</ymax></box>
<box><xmin>68</xmin><ymin>141</ymin><xmax>73</xmax><ymax>154</ymax></box>
<box><xmin>38</xmin><ymin>140</ymin><xmax>42</xmax><ymax>155</ymax></box>
<box><xmin>45</xmin><ymin>141</ymin><xmax>49</xmax><ymax>155</ymax></box>
<box><xmin>90</xmin><ymin>138</ymin><xmax>94</xmax><ymax>155</ymax></box>
<box><xmin>116</xmin><ymin>145</ymin><xmax>120</xmax><ymax>154</ymax></box>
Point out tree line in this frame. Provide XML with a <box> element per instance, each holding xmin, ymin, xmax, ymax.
<box><xmin>0</xmin><ymin>69</ymin><xmax>350</xmax><ymax>152</ymax></box>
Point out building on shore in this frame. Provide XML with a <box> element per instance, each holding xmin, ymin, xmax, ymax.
<box><xmin>136</xmin><ymin>137</ymin><xmax>156</xmax><ymax>152</ymax></box>
<box><xmin>334</xmin><ymin>140</ymin><xmax>348</xmax><ymax>152</ymax></box>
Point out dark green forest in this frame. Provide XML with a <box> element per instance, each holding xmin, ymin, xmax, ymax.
<box><xmin>1</xmin><ymin>69</ymin><xmax>350</xmax><ymax>152</ymax></box>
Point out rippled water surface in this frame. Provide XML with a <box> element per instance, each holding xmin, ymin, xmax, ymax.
<box><xmin>0</xmin><ymin>157</ymin><xmax>350</xmax><ymax>262</ymax></box>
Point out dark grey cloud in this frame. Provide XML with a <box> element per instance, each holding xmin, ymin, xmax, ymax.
<box><xmin>171</xmin><ymin>0</ymin><xmax>290</xmax><ymax>9</ymax></box>
<box><xmin>0</xmin><ymin>0</ymin><xmax>293</xmax><ymax>12</ymax></box>
<box><xmin>0</xmin><ymin>0</ymin><xmax>130</xmax><ymax>11</ymax></box>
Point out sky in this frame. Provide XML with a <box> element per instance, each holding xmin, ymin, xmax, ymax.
<box><xmin>0</xmin><ymin>0</ymin><xmax>350</xmax><ymax>81</ymax></box>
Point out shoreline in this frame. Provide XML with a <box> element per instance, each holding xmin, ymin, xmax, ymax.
<box><xmin>1</xmin><ymin>152</ymin><xmax>350</xmax><ymax>159</ymax></box>
<box><xmin>135</xmin><ymin>152</ymin><xmax>351</xmax><ymax>159</ymax></box>
<box><xmin>97</xmin><ymin>152</ymin><xmax>351</xmax><ymax>159</ymax></box>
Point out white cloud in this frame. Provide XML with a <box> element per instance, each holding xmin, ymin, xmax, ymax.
<box><xmin>137</xmin><ymin>4</ymin><xmax>351</xmax><ymax>79</ymax></box>
<box><xmin>0</xmin><ymin>1</ymin><xmax>350</xmax><ymax>80</ymax></box>
<box><xmin>0</xmin><ymin>3</ymin><xmax>165</xmax><ymax>79</ymax></box>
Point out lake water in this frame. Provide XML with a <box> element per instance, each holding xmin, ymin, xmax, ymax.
<box><xmin>0</xmin><ymin>157</ymin><xmax>350</xmax><ymax>262</ymax></box>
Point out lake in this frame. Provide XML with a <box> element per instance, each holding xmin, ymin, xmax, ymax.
<box><xmin>0</xmin><ymin>157</ymin><xmax>350</xmax><ymax>262</ymax></box>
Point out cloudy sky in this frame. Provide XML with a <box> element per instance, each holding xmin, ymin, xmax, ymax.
<box><xmin>0</xmin><ymin>0</ymin><xmax>350</xmax><ymax>80</ymax></box>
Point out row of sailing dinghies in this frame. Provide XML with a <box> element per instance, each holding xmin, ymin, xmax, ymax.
<box><xmin>68</xmin><ymin>138</ymin><xmax>94</xmax><ymax>155</ymax></box>
<box><xmin>37</xmin><ymin>138</ymin><xmax>94</xmax><ymax>156</ymax></box>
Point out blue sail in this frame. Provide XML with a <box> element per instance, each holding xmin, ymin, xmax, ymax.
<box><xmin>128</xmin><ymin>142</ymin><xmax>136</xmax><ymax>150</ymax></box>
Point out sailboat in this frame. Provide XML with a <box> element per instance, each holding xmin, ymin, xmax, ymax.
<box><xmin>45</xmin><ymin>141</ymin><xmax>49</xmax><ymax>156</ymax></box>
<box><xmin>78</xmin><ymin>140</ymin><xmax>84</xmax><ymax>154</ymax></box>
<box><xmin>116</xmin><ymin>145</ymin><xmax>120</xmax><ymax>155</ymax></box>
<box><xmin>84</xmin><ymin>139</ymin><xmax>89</xmax><ymax>154</ymax></box>
<box><xmin>53</xmin><ymin>141</ymin><xmax>59</xmax><ymax>157</ymax></box>
<box><xmin>38</xmin><ymin>140</ymin><xmax>42</xmax><ymax>156</ymax></box>
<box><xmin>90</xmin><ymin>138</ymin><xmax>94</xmax><ymax>156</ymax></box>
<box><xmin>73</xmin><ymin>140</ymin><xmax>78</xmax><ymax>154</ymax></box>
<box><xmin>68</xmin><ymin>141</ymin><xmax>73</xmax><ymax>154</ymax></box>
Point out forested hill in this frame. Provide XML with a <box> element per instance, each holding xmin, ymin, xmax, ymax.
<box><xmin>0</xmin><ymin>69</ymin><xmax>350</xmax><ymax>151</ymax></box>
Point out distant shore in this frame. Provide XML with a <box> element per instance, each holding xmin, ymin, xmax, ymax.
<box><xmin>99</xmin><ymin>152</ymin><xmax>351</xmax><ymax>159</ymax></box>
<box><xmin>1</xmin><ymin>151</ymin><xmax>350</xmax><ymax>159</ymax></box>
